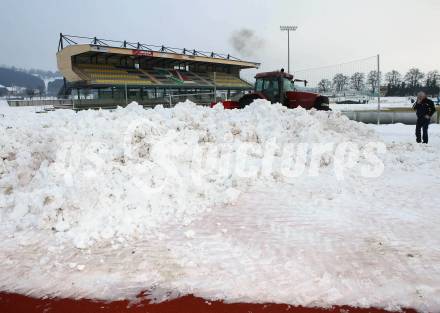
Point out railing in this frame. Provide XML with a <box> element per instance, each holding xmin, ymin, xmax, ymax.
<box><xmin>7</xmin><ymin>95</ymin><xmax>215</xmax><ymax>110</ymax></box>
<box><xmin>58</xmin><ymin>33</ymin><xmax>252</xmax><ymax>63</ymax></box>
<box><xmin>7</xmin><ymin>99</ymin><xmax>73</xmax><ymax>107</ymax></box>
<box><xmin>168</xmin><ymin>92</ymin><xmax>215</xmax><ymax>107</ymax></box>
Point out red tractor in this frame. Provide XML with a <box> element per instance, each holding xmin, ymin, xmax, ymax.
<box><xmin>214</xmin><ymin>69</ymin><xmax>330</xmax><ymax>111</ymax></box>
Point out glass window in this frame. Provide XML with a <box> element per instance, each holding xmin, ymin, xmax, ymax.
<box><xmin>268</xmin><ymin>79</ymin><xmax>279</xmax><ymax>95</ymax></box>
<box><xmin>256</xmin><ymin>78</ymin><xmax>280</xmax><ymax>100</ymax></box>
<box><xmin>255</xmin><ymin>78</ymin><xmax>264</xmax><ymax>92</ymax></box>
<box><xmin>283</xmin><ymin>78</ymin><xmax>294</xmax><ymax>92</ymax></box>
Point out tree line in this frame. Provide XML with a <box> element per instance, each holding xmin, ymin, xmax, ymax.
<box><xmin>384</xmin><ymin>69</ymin><xmax>439</xmax><ymax>96</ymax></box>
<box><xmin>317</xmin><ymin>68</ymin><xmax>439</xmax><ymax>97</ymax></box>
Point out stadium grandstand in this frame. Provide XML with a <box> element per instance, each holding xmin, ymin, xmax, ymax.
<box><xmin>56</xmin><ymin>34</ymin><xmax>260</xmax><ymax>109</ymax></box>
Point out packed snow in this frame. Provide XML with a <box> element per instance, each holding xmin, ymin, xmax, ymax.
<box><xmin>0</xmin><ymin>99</ymin><xmax>440</xmax><ymax>312</ymax></box>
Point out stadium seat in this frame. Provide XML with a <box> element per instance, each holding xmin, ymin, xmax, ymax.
<box><xmin>209</xmin><ymin>72</ymin><xmax>250</xmax><ymax>88</ymax></box>
<box><xmin>72</xmin><ymin>64</ymin><xmax>251</xmax><ymax>89</ymax></box>
<box><xmin>74</xmin><ymin>64</ymin><xmax>153</xmax><ymax>86</ymax></box>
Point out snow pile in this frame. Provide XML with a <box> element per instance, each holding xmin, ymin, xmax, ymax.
<box><xmin>1</xmin><ymin>100</ymin><xmax>378</xmax><ymax>248</ymax></box>
<box><xmin>2</xmin><ymin>100</ymin><xmax>440</xmax><ymax>311</ymax></box>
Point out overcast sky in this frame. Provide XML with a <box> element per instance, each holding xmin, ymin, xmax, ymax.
<box><xmin>0</xmin><ymin>0</ymin><xmax>439</xmax><ymax>77</ymax></box>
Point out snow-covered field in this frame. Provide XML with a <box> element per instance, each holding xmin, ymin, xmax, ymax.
<box><xmin>1</xmin><ymin>100</ymin><xmax>440</xmax><ymax>312</ymax></box>
<box><xmin>330</xmin><ymin>96</ymin><xmax>414</xmax><ymax>111</ymax></box>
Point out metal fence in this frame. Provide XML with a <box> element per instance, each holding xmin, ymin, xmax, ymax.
<box><xmin>296</xmin><ymin>55</ymin><xmax>382</xmax><ymax>123</ymax></box>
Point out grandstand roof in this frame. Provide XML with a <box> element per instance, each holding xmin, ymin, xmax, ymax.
<box><xmin>255</xmin><ymin>71</ymin><xmax>294</xmax><ymax>80</ymax></box>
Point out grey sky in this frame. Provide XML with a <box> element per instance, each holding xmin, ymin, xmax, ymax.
<box><xmin>1</xmin><ymin>0</ymin><xmax>439</xmax><ymax>76</ymax></box>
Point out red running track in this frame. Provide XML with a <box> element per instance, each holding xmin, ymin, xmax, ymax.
<box><xmin>0</xmin><ymin>292</ymin><xmax>417</xmax><ymax>313</ymax></box>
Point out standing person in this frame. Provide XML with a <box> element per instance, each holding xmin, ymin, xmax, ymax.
<box><xmin>412</xmin><ymin>91</ymin><xmax>436</xmax><ymax>144</ymax></box>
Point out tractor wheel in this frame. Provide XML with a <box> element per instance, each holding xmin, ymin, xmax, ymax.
<box><xmin>315</xmin><ymin>95</ymin><xmax>331</xmax><ymax>111</ymax></box>
<box><xmin>238</xmin><ymin>94</ymin><xmax>261</xmax><ymax>109</ymax></box>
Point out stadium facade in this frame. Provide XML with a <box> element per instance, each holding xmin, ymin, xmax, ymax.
<box><xmin>57</xmin><ymin>34</ymin><xmax>260</xmax><ymax>109</ymax></box>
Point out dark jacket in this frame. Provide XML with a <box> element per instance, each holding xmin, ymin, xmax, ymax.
<box><xmin>413</xmin><ymin>98</ymin><xmax>436</xmax><ymax>119</ymax></box>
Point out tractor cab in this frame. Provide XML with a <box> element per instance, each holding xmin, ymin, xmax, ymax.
<box><xmin>255</xmin><ymin>76</ymin><xmax>281</xmax><ymax>103</ymax></box>
<box><xmin>254</xmin><ymin>70</ymin><xmax>297</xmax><ymax>103</ymax></box>
<box><xmin>250</xmin><ymin>69</ymin><xmax>329</xmax><ymax>110</ymax></box>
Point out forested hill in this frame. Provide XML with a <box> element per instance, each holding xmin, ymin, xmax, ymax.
<box><xmin>0</xmin><ymin>67</ymin><xmax>45</xmax><ymax>91</ymax></box>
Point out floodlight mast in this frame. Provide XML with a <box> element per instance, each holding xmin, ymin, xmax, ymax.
<box><xmin>280</xmin><ymin>25</ymin><xmax>298</xmax><ymax>74</ymax></box>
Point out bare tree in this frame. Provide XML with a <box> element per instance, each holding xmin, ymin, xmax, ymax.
<box><xmin>425</xmin><ymin>70</ymin><xmax>439</xmax><ymax>87</ymax></box>
<box><xmin>25</xmin><ymin>88</ymin><xmax>35</xmax><ymax>99</ymax></box>
<box><xmin>350</xmin><ymin>72</ymin><xmax>365</xmax><ymax>91</ymax></box>
<box><xmin>318</xmin><ymin>79</ymin><xmax>332</xmax><ymax>92</ymax></box>
<box><xmin>0</xmin><ymin>86</ymin><xmax>7</xmax><ymax>97</ymax></box>
<box><xmin>404</xmin><ymin>68</ymin><xmax>424</xmax><ymax>87</ymax></box>
<box><xmin>367</xmin><ymin>70</ymin><xmax>381</xmax><ymax>94</ymax></box>
<box><xmin>332</xmin><ymin>73</ymin><xmax>349</xmax><ymax>92</ymax></box>
<box><xmin>385</xmin><ymin>70</ymin><xmax>401</xmax><ymax>87</ymax></box>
